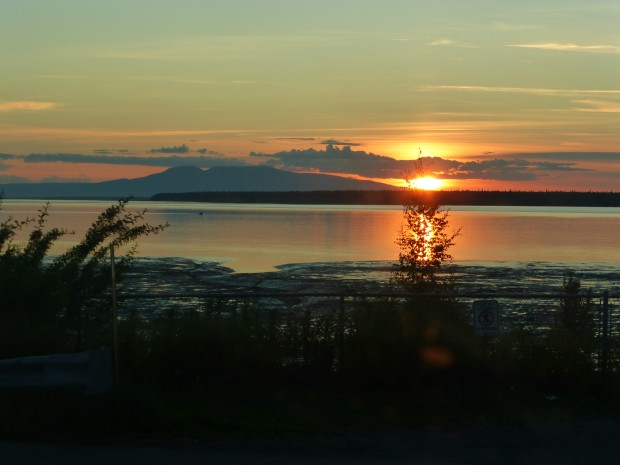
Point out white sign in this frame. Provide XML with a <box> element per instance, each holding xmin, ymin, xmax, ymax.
<box><xmin>473</xmin><ymin>300</ymin><xmax>499</xmax><ymax>336</ymax></box>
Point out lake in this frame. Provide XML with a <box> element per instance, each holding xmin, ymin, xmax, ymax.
<box><xmin>2</xmin><ymin>200</ymin><xmax>618</xmax><ymax>274</ymax></box>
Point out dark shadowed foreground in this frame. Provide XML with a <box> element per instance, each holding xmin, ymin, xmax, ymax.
<box><xmin>3</xmin><ymin>259</ymin><xmax>620</xmax><ymax>464</ymax></box>
<box><xmin>2</xmin><ymin>420</ymin><xmax>620</xmax><ymax>464</ymax></box>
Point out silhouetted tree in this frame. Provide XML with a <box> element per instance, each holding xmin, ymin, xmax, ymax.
<box><xmin>0</xmin><ymin>198</ymin><xmax>167</xmax><ymax>356</ymax></box>
<box><xmin>557</xmin><ymin>272</ymin><xmax>594</xmax><ymax>333</ymax></box>
<box><xmin>541</xmin><ymin>272</ymin><xmax>597</xmax><ymax>390</ymax></box>
<box><xmin>393</xmin><ymin>162</ymin><xmax>460</xmax><ymax>293</ymax></box>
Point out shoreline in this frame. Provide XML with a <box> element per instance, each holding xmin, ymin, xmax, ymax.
<box><xmin>152</xmin><ymin>190</ymin><xmax>620</xmax><ymax>207</ymax></box>
<box><xmin>121</xmin><ymin>257</ymin><xmax>620</xmax><ymax>296</ymax></box>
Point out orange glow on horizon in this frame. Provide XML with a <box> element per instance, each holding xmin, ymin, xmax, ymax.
<box><xmin>5</xmin><ymin>160</ymin><xmax>165</xmax><ymax>183</ymax></box>
<box><xmin>408</xmin><ymin>176</ymin><xmax>444</xmax><ymax>191</ymax></box>
<box><xmin>381</xmin><ymin>142</ymin><xmax>461</xmax><ymax>160</ymax></box>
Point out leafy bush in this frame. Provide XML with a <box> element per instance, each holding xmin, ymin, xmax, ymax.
<box><xmin>393</xmin><ymin>202</ymin><xmax>460</xmax><ymax>293</ymax></box>
<box><xmin>393</xmin><ymin>161</ymin><xmax>460</xmax><ymax>294</ymax></box>
<box><xmin>0</xmin><ymin>199</ymin><xmax>167</xmax><ymax>357</ymax></box>
<box><xmin>343</xmin><ymin>297</ymin><xmax>478</xmax><ymax>388</ymax></box>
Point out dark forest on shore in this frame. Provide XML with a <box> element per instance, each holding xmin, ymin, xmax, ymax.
<box><xmin>152</xmin><ymin>190</ymin><xmax>620</xmax><ymax>207</ymax></box>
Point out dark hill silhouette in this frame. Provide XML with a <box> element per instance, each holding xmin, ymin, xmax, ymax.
<box><xmin>0</xmin><ymin>165</ymin><xmax>394</xmax><ymax>199</ymax></box>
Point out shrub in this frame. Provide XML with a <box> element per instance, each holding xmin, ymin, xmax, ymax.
<box><xmin>392</xmin><ymin>161</ymin><xmax>460</xmax><ymax>294</ymax></box>
<box><xmin>0</xmin><ymin>198</ymin><xmax>167</xmax><ymax>357</ymax></box>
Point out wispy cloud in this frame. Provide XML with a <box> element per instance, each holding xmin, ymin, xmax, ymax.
<box><xmin>39</xmin><ymin>74</ymin><xmax>243</xmax><ymax>87</ymax></box>
<box><xmin>573</xmin><ymin>100</ymin><xmax>620</xmax><ymax>113</ymax></box>
<box><xmin>419</xmin><ymin>85</ymin><xmax>620</xmax><ymax>96</ymax></box>
<box><xmin>93</xmin><ymin>149</ymin><xmax>137</xmax><ymax>155</ymax></box>
<box><xmin>507</xmin><ymin>43</ymin><xmax>620</xmax><ymax>54</ymax></box>
<box><xmin>320</xmin><ymin>139</ymin><xmax>363</xmax><ymax>146</ymax></box>
<box><xmin>19</xmin><ymin>153</ymin><xmax>247</xmax><ymax>168</ymax></box>
<box><xmin>0</xmin><ymin>101</ymin><xmax>60</xmax><ymax>112</ymax></box>
<box><xmin>429</xmin><ymin>39</ymin><xmax>476</xmax><ymax>48</ymax></box>
<box><xmin>447</xmin><ymin>158</ymin><xmax>588</xmax><ymax>181</ymax></box>
<box><xmin>0</xmin><ymin>125</ymin><xmax>255</xmax><ymax>139</ymax></box>
<box><xmin>421</xmin><ymin>85</ymin><xmax>620</xmax><ymax>117</ymax></box>
<box><xmin>430</xmin><ymin>39</ymin><xmax>456</xmax><ymax>46</ymax></box>
<box><xmin>196</xmin><ymin>148</ymin><xmax>224</xmax><ymax>156</ymax></box>
<box><xmin>499</xmin><ymin>152</ymin><xmax>620</xmax><ymax>162</ymax></box>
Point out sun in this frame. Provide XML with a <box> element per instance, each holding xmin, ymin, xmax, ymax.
<box><xmin>409</xmin><ymin>177</ymin><xmax>444</xmax><ymax>190</ymax></box>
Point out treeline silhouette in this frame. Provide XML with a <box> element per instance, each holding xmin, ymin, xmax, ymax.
<box><xmin>152</xmin><ymin>190</ymin><xmax>620</xmax><ymax>206</ymax></box>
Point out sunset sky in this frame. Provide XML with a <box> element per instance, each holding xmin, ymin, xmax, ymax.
<box><xmin>1</xmin><ymin>0</ymin><xmax>619</xmax><ymax>191</ymax></box>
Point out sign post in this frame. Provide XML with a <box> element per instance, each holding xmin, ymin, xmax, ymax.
<box><xmin>473</xmin><ymin>300</ymin><xmax>499</xmax><ymax>337</ymax></box>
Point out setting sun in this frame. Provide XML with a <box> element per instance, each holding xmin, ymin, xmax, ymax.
<box><xmin>409</xmin><ymin>177</ymin><xmax>444</xmax><ymax>191</ymax></box>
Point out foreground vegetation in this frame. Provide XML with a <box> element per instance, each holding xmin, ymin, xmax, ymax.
<box><xmin>1</xmin><ymin>289</ymin><xmax>618</xmax><ymax>440</ymax></box>
<box><xmin>1</xmin><ymin>198</ymin><xmax>619</xmax><ymax>440</ymax></box>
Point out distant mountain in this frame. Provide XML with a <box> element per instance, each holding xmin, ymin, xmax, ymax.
<box><xmin>0</xmin><ymin>166</ymin><xmax>395</xmax><ymax>199</ymax></box>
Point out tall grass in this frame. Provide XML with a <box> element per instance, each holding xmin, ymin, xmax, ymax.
<box><xmin>113</xmin><ymin>294</ymin><xmax>609</xmax><ymax>395</ymax></box>
<box><xmin>2</xmin><ymin>293</ymin><xmax>617</xmax><ymax>438</ymax></box>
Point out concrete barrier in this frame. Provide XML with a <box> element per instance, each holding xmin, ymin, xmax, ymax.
<box><xmin>0</xmin><ymin>348</ymin><xmax>114</xmax><ymax>395</ymax></box>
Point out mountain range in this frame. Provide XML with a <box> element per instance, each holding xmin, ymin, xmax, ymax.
<box><xmin>0</xmin><ymin>166</ymin><xmax>395</xmax><ymax>199</ymax></box>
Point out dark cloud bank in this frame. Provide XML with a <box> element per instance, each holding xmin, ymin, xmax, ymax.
<box><xmin>3</xmin><ymin>145</ymin><xmax>612</xmax><ymax>183</ymax></box>
<box><xmin>251</xmin><ymin>145</ymin><xmax>593</xmax><ymax>181</ymax></box>
<box><xmin>18</xmin><ymin>153</ymin><xmax>244</xmax><ymax>169</ymax></box>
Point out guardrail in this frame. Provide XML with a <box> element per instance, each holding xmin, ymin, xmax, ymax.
<box><xmin>0</xmin><ymin>349</ymin><xmax>114</xmax><ymax>395</ymax></box>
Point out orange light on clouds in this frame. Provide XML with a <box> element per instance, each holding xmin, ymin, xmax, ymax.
<box><xmin>382</xmin><ymin>142</ymin><xmax>461</xmax><ymax>160</ymax></box>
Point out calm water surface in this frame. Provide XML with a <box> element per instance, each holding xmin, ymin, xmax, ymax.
<box><xmin>2</xmin><ymin>200</ymin><xmax>619</xmax><ymax>273</ymax></box>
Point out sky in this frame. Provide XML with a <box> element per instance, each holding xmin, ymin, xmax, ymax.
<box><xmin>1</xmin><ymin>0</ymin><xmax>619</xmax><ymax>191</ymax></box>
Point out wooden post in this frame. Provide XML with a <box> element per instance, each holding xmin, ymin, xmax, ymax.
<box><xmin>601</xmin><ymin>291</ymin><xmax>609</xmax><ymax>379</ymax></box>
<box><xmin>338</xmin><ymin>295</ymin><xmax>345</xmax><ymax>373</ymax></box>
<box><xmin>110</xmin><ymin>244</ymin><xmax>119</xmax><ymax>384</ymax></box>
